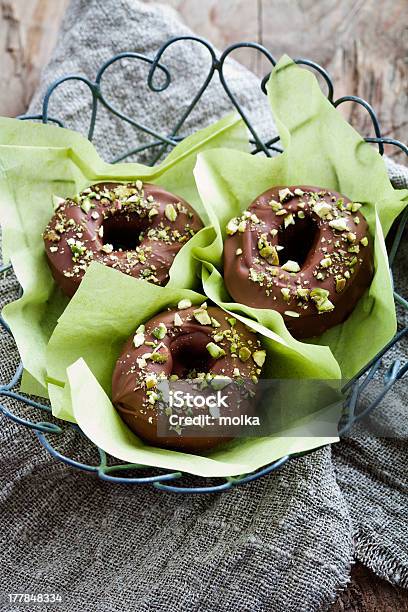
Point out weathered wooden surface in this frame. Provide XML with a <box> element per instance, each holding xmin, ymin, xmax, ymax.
<box><xmin>147</xmin><ymin>0</ymin><xmax>408</xmax><ymax>162</ymax></box>
<box><xmin>0</xmin><ymin>0</ymin><xmax>69</xmax><ymax>117</ymax></box>
<box><xmin>0</xmin><ymin>0</ymin><xmax>407</xmax><ymax>610</ymax></box>
<box><xmin>333</xmin><ymin>563</ymin><xmax>408</xmax><ymax>612</ymax></box>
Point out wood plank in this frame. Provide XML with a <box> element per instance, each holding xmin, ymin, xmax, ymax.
<box><xmin>333</xmin><ymin>563</ymin><xmax>408</xmax><ymax>611</ymax></box>
<box><xmin>145</xmin><ymin>0</ymin><xmax>408</xmax><ymax>162</ymax></box>
<box><xmin>0</xmin><ymin>0</ymin><xmax>69</xmax><ymax>117</ymax></box>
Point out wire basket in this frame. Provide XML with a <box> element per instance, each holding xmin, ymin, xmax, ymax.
<box><xmin>1</xmin><ymin>37</ymin><xmax>407</xmax><ymax>493</ymax></box>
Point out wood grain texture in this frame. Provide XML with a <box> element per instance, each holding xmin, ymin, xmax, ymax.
<box><xmin>333</xmin><ymin>563</ymin><xmax>408</xmax><ymax>611</ymax></box>
<box><xmin>145</xmin><ymin>0</ymin><xmax>408</xmax><ymax>161</ymax></box>
<box><xmin>0</xmin><ymin>0</ymin><xmax>69</xmax><ymax>116</ymax></box>
<box><xmin>0</xmin><ymin>0</ymin><xmax>407</xmax><ymax>610</ymax></box>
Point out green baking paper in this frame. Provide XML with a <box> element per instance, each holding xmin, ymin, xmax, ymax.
<box><xmin>47</xmin><ymin>262</ymin><xmax>339</xmax><ymax>477</ymax></box>
<box><xmin>192</xmin><ymin>55</ymin><xmax>408</xmax><ymax>378</ymax></box>
<box><xmin>0</xmin><ymin>112</ymin><xmax>248</xmax><ymax>397</ymax></box>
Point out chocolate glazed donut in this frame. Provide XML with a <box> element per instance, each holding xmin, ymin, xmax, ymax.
<box><xmin>223</xmin><ymin>186</ymin><xmax>374</xmax><ymax>338</ymax></box>
<box><xmin>43</xmin><ymin>181</ymin><xmax>203</xmax><ymax>296</ymax></box>
<box><xmin>112</xmin><ymin>304</ymin><xmax>266</xmax><ymax>452</ymax></box>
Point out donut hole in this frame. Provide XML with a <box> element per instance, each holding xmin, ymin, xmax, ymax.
<box><xmin>170</xmin><ymin>332</ymin><xmax>215</xmax><ymax>378</ymax></box>
<box><xmin>279</xmin><ymin>216</ymin><xmax>319</xmax><ymax>267</ymax></box>
<box><xmin>102</xmin><ymin>214</ymin><xmax>148</xmax><ymax>251</ymax></box>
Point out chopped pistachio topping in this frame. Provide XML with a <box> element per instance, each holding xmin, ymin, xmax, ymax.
<box><xmin>279</xmin><ymin>188</ymin><xmax>294</xmax><ymax>202</ymax></box>
<box><xmin>133</xmin><ymin>333</ymin><xmax>145</xmax><ymax>348</ymax></box>
<box><xmin>258</xmin><ymin>233</ymin><xmax>279</xmax><ymax>265</ymax></box>
<box><xmin>178</xmin><ymin>299</ymin><xmax>192</xmax><ymax>310</ymax></box>
<box><xmin>281</xmin><ymin>287</ymin><xmax>291</xmax><ymax>302</ymax></box>
<box><xmin>67</xmin><ymin>239</ymin><xmax>87</xmax><ymax>259</ymax></box>
<box><xmin>270</xmin><ymin>200</ymin><xmax>282</xmax><ymax>212</ymax></box>
<box><xmin>137</xmin><ymin>357</ymin><xmax>147</xmax><ymax>369</ymax></box>
<box><xmin>281</xmin><ymin>260</ymin><xmax>300</xmax><ymax>273</ymax></box>
<box><xmin>310</xmin><ymin>288</ymin><xmax>335</xmax><ymax>312</ymax></box>
<box><xmin>152</xmin><ymin>322</ymin><xmax>167</xmax><ymax>340</ymax></box>
<box><xmin>238</xmin><ymin>220</ymin><xmax>246</xmax><ymax>232</ymax></box>
<box><xmin>336</xmin><ymin>278</ymin><xmax>346</xmax><ymax>293</ymax></box>
<box><xmin>310</xmin><ymin>288</ymin><xmax>330</xmax><ymax>300</ymax></box>
<box><xmin>316</xmin><ymin>298</ymin><xmax>334</xmax><ymax>312</ymax></box>
<box><xmin>351</xmin><ymin>202</ymin><xmax>362</xmax><ymax>212</ymax></box>
<box><xmin>238</xmin><ymin>346</ymin><xmax>251</xmax><ymax>362</ymax></box>
<box><xmin>174</xmin><ymin>313</ymin><xmax>183</xmax><ymax>326</ymax></box>
<box><xmin>235</xmin><ymin>248</ymin><xmax>243</xmax><ymax>255</ymax></box>
<box><xmin>147</xmin><ymin>391</ymin><xmax>158</xmax><ymax>404</ymax></box>
<box><xmin>295</xmin><ymin>288</ymin><xmax>309</xmax><ymax>300</ymax></box>
<box><xmin>226</xmin><ymin>219</ymin><xmax>239</xmax><ymax>235</ymax></box>
<box><xmin>193</xmin><ymin>308</ymin><xmax>212</xmax><ymax>325</ymax></box>
<box><xmin>284</xmin><ymin>310</ymin><xmax>301</xmax><ymax>318</ymax></box>
<box><xmin>313</xmin><ymin>202</ymin><xmax>332</xmax><ymax>218</ymax></box>
<box><xmin>252</xmin><ymin>350</ymin><xmax>266</xmax><ymax>367</ymax></box>
<box><xmin>320</xmin><ymin>257</ymin><xmax>332</xmax><ymax>268</ymax></box>
<box><xmin>329</xmin><ymin>217</ymin><xmax>350</xmax><ymax>232</ymax></box>
<box><xmin>101</xmin><ymin>243</ymin><xmax>113</xmax><ymax>254</ymax></box>
<box><xmin>294</xmin><ymin>188</ymin><xmax>304</xmax><ymax>196</ymax></box>
<box><xmin>211</xmin><ymin>317</ymin><xmax>221</xmax><ymax>328</ymax></box>
<box><xmin>145</xmin><ymin>374</ymin><xmax>157</xmax><ymax>389</ymax></box>
<box><xmin>151</xmin><ymin>352</ymin><xmax>167</xmax><ymax>363</ymax></box>
<box><xmin>136</xmin><ymin>179</ymin><xmax>143</xmax><ymax>190</ymax></box>
<box><xmin>211</xmin><ymin>376</ymin><xmax>232</xmax><ymax>391</ymax></box>
<box><xmin>206</xmin><ymin>342</ymin><xmax>226</xmax><ymax>359</ymax></box>
<box><xmin>148</xmin><ymin>207</ymin><xmax>159</xmax><ymax>218</ymax></box>
<box><xmin>228</xmin><ymin>317</ymin><xmax>237</xmax><ymax>327</ymax></box>
<box><xmin>165</xmin><ymin>203</ymin><xmax>178</xmax><ymax>222</ymax></box>
<box><xmin>81</xmin><ymin>198</ymin><xmax>93</xmax><ymax>214</ymax></box>
<box><xmin>360</xmin><ymin>236</ymin><xmax>368</xmax><ymax>247</ymax></box>
<box><xmin>284</xmin><ymin>213</ymin><xmax>295</xmax><ymax>228</ymax></box>
<box><xmin>260</xmin><ymin>244</ymin><xmax>278</xmax><ymax>261</ymax></box>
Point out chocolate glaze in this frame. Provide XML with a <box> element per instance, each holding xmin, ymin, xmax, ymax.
<box><xmin>43</xmin><ymin>182</ymin><xmax>203</xmax><ymax>297</ymax></box>
<box><xmin>112</xmin><ymin>306</ymin><xmax>264</xmax><ymax>452</ymax></box>
<box><xmin>223</xmin><ymin>186</ymin><xmax>374</xmax><ymax>338</ymax></box>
